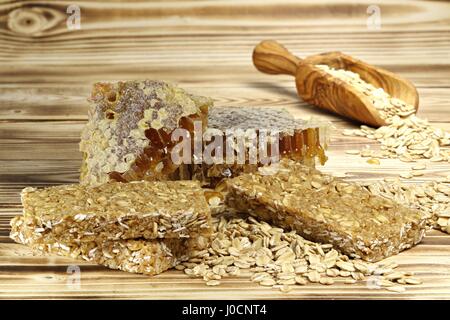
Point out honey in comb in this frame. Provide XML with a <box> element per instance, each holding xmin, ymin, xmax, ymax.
<box><xmin>191</xmin><ymin>107</ymin><xmax>328</xmax><ymax>187</ymax></box>
<box><xmin>80</xmin><ymin>80</ymin><xmax>211</xmax><ymax>186</ymax></box>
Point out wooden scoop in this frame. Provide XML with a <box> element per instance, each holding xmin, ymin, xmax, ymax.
<box><xmin>252</xmin><ymin>40</ymin><xmax>419</xmax><ymax>127</ymax></box>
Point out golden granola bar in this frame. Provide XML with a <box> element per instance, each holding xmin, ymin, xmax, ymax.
<box><xmin>10</xmin><ymin>216</ymin><xmax>207</xmax><ymax>275</ymax></box>
<box><xmin>20</xmin><ymin>180</ymin><xmax>211</xmax><ymax>242</ymax></box>
<box><xmin>80</xmin><ymin>80</ymin><xmax>211</xmax><ymax>186</ymax></box>
<box><xmin>226</xmin><ymin>160</ymin><xmax>426</xmax><ymax>262</ymax></box>
<box><xmin>191</xmin><ymin>107</ymin><xmax>328</xmax><ymax>187</ymax></box>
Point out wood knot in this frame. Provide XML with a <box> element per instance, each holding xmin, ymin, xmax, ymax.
<box><xmin>7</xmin><ymin>6</ymin><xmax>64</xmax><ymax>36</ymax></box>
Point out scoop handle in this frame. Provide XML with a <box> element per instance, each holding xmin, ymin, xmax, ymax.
<box><xmin>252</xmin><ymin>40</ymin><xmax>302</xmax><ymax>76</ymax></box>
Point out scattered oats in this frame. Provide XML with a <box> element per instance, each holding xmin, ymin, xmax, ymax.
<box><xmin>295</xmin><ymin>265</ymin><xmax>308</xmax><ymax>274</ymax></box>
<box><xmin>326</xmin><ymin>268</ymin><xmax>340</xmax><ymax>277</ymax></box>
<box><xmin>336</xmin><ymin>260</ymin><xmax>355</xmax><ymax>272</ymax></box>
<box><xmin>295</xmin><ymin>276</ymin><xmax>307</xmax><ymax>285</ymax></box>
<box><xmin>339</xmin><ymin>270</ymin><xmax>351</xmax><ymax>277</ymax></box>
<box><xmin>208</xmin><ymin>196</ymin><xmax>222</xmax><ymax>207</ymax></box>
<box><xmin>379</xmin><ymin>279</ymin><xmax>395</xmax><ymax>287</ymax></box>
<box><xmin>234</xmin><ymin>260</ymin><xmax>252</xmax><ymax>269</ymax></box>
<box><xmin>206</xmin><ymin>280</ymin><xmax>221</xmax><ymax>286</ymax></box>
<box><xmin>386</xmin><ymin>285</ymin><xmax>406</xmax><ymax>293</ymax></box>
<box><xmin>351</xmin><ymin>272</ymin><xmax>365</xmax><ymax>281</ymax></box>
<box><xmin>178</xmin><ymin>213</ymin><xmax>422</xmax><ymax>292</ymax></box>
<box><xmin>319</xmin><ymin>277</ymin><xmax>334</xmax><ymax>285</ymax></box>
<box><xmin>412</xmin><ymin>164</ymin><xmax>426</xmax><ymax>170</ymax></box>
<box><xmin>183</xmin><ymin>268</ymin><xmax>194</xmax><ymax>276</ymax></box>
<box><xmin>255</xmin><ymin>254</ymin><xmax>271</xmax><ymax>266</ymax></box>
<box><xmin>281</xmin><ymin>263</ymin><xmax>295</xmax><ymax>274</ymax></box>
<box><xmin>260</xmin><ymin>278</ymin><xmax>276</xmax><ymax>286</ymax></box>
<box><xmin>411</xmin><ymin>170</ymin><xmax>425</xmax><ymax>177</ymax></box>
<box><xmin>353</xmin><ymin>261</ymin><xmax>369</xmax><ymax>274</ymax></box>
<box><xmin>252</xmin><ymin>273</ymin><xmax>270</xmax><ymax>282</ymax></box>
<box><xmin>400</xmin><ymin>173</ymin><xmax>413</xmax><ymax>179</ymax></box>
<box><xmin>311</xmin><ymin>181</ymin><xmax>322</xmax><ymax>189</ymax></box>
<box><xmin>279</xmin><ymin>284</ymin><xmax>292</xmax><ymax>293</ymax></box>
<box><xmin>362</xmin><ymin>179</ymin><xmax>450</xmax><ymax>233</ymax></box>
<box><xmin>345</xmin><ymin>150</ymin><xmax>360</xmax><ymax>155</ymax></box>
<box><xmin>367</xmin><ymin>158</ymin><xmax>380</xmax><ymax>165</ymax></box>
<box><xmin>322</xmin><ymin>65</ymin><xmax>450</xmax><ymax>164</ymax></box>
<box><xmin>278</xmin><ymin>277</ymin><xmax>296</xmax><ymax>286</ymax></box>
<box><xmin>344</xmin><ymin>279</ymin><xmax>357</xmax><ymax>284</ymax></box>
<box><xmin>306</xmin><ymin>271</ymin><xmax>321</xmax><ymax>283</ymax></box>
<box><xmin>384</xmin><ymin>272</ymin><xmax>405</xmax><ymax>280</ymax></box>
<box><xmin>404</xmin><ymin>277</ymin><xmax>422</xmax><ymax>285</ymax></box>
<box><xmin>343</xmin><ymin>129</ymin><xmax>356</xmax><ymax>136</ymax></box>
<box><xmin>74</xmin><ymin>214</ymin><xmax>87</xmax><ymax>222</ymax></box>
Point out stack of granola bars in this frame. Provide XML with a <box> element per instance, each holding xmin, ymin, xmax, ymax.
<box><xmin>11</xmin><ymin>181</ymin><xmax>211</xmax><ymax>275</ymax></box>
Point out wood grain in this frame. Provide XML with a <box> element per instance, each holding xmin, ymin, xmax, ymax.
<box><xmin>0</xmin><ymin>0</ymin><xmax>449</xmax><ymax>299</ymax></box>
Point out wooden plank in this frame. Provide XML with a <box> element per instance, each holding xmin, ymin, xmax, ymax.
<box><xmin>1</xmin><ymin>0</ymin><xmax>449</xmax><ymax>38</ymax></box>
<box><xmin>1</xmin><ymin>65</ymin><xmax>448</xmax><ymax>88</ymax></box>
<box><xmin>0</xmin><ymin>1</ymin><xmax>449</xmax><ymax>87</ymax></box>
<box><xmin>1</xmin><ymin>35</ymin><xmax>449</xmax><ymax>68</ymax></box>
<box><xmin>0</xmin><ymin>241</ymin><xmax>448</xmax><ymax>300</ymax></box>
<box><xmin>1</xmin><ymin>120</ymin><xmax>449</xmax><ymax>160</ymax></box>
<box><xmin>0</xmin><ymin>85</ymin><xmax>449</xmax><ymax>121</ymax></box>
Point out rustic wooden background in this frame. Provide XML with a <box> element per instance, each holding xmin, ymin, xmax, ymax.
<box><xmin>0</xmin><ymin>0</ymin><xmax>449</xmax><ymax>299</ymax></box>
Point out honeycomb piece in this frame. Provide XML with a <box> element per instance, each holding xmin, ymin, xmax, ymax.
<box><xmin>192</xmin><ymin>107</ymin><xmax>329</xmax><ymax>187</ymax></box>
<box><xmin>19</xmin><ymin>180</ymin><xmax>211</xmax><ymax>242</ymax></box>
<box><xmin>80</xmin><ymin>80</ymin><xmax>211</xmax><ymax>186</ymax></box>
<box><xmin>226</xmin><ymin>159</ymin><xmax>426</xmax><ymax>262</ymax></box>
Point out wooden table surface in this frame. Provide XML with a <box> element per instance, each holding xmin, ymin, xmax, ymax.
<box><xmin>0</xmin><ymin>0</ymin><xmax>449</xmax><ymax>299</ymax></box>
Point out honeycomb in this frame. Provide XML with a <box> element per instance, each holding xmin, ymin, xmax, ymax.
<box><xmin>192</xmin><ymin>107</ymin><xmax>329</xmax><ymax>187</ymax></box>
<box><xmin>80</xmin><ymin>80</ymin><xmax>211</xmax><ymax>186</ymax></box>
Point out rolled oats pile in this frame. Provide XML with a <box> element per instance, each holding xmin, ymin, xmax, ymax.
<box><xmin>180</xmin><ymin>213</ymin><xmax>422</xmax><ymax>293</ymax></box>
<box><xmin>361</xmin><ymin>178</ymin><xmax>450</xmax><ymax>234</ymax></box>
<box><xmin>317</xmin><ymin>65</ymin><xmax>450</xmax><ymax>165</ymax></box>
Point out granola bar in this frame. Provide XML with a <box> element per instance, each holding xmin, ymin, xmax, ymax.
<box><xmin>10</xmin><ymin>216</ymin><xmax>207</xmax><ymax>275</ymax></box>
<box><xmin>226</xmin><ymin>160</ymin><xmax>426</xmax><ymax>262</ymax></box>
<box><xmin>20</xmin><ymin>180</ymin><xmax>211</xmax><ymax>242</ymax></box>
<box><xmin>80</xmin><ymin>80</ymin><xmax>211</xmax><ymax>186</ymax></box>
<box><xmin>191</xmin><ymin>107</ymin><xmax>329</xmax><ymax>187</ymax></box>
